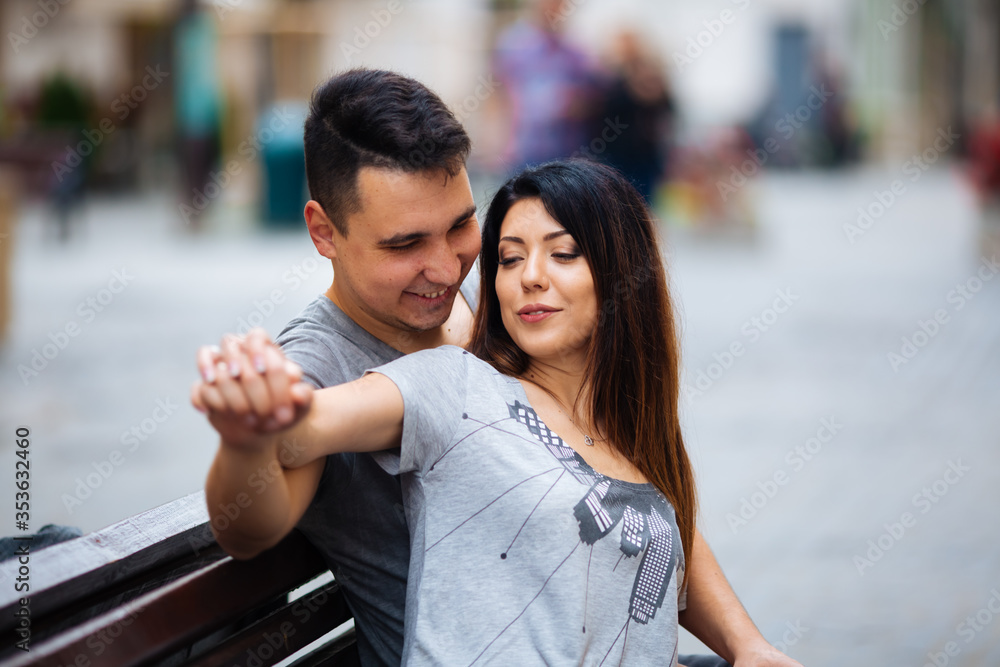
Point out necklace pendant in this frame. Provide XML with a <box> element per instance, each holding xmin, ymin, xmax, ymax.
<box><xmin>584</xmin><ymin>435</ymin><xmax>594</xmax><ymax>447</ymax></box>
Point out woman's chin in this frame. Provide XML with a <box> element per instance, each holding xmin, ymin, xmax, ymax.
<box><xmin>517</xmin><ymin>340</ymin><xmax>589</xmax><ymax>369</ymax></box>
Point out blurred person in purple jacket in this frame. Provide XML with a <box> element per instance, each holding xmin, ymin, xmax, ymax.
<box><xmin>492</xmin><ymin>0</ymin><xmax>602</xmax><ymax>171</ymax></box>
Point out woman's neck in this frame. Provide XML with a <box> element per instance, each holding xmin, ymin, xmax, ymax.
<box><xmin>521</xmin><ymin>357</ymin><xmax>589</xmax><ymax>422</ymax></box>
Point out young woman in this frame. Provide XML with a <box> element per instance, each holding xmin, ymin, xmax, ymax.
<box><xmin>195</xmin><ymin>160</ymin><xmax>697</xmax><ymax>665</ymax></box>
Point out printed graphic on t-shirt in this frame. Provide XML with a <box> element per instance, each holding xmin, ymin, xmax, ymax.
<box><xmin>508</xmin><ymin>401</ymin><xmax>678</xmax><ymax>626</ymax></box>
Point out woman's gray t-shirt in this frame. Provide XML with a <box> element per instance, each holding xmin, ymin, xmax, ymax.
<box><xmin>373</xmin><ymin>346</ymin><xmax>685</xmax><ymax>666</ymax></box>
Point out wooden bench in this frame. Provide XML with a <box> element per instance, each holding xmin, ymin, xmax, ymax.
<box><xmin>0</xmin><ymin>492</ymin><xmax>359</xmax><ymax>666</ymax></box>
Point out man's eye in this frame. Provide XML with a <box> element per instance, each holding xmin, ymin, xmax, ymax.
<box><xmin>388</xmin><ymin>242</ymin><xmax>418</xmax><ymax>252</ymax></box>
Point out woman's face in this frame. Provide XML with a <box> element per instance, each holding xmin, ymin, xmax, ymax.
<box><xmin>495</xmin><ymin>198</ymin><xmax>598</xmax><ymax>367</ymax></box>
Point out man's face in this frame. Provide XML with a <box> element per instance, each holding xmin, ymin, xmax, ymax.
<box><xmin>329</xmin><ymin>166</ymin><xmax>481</xmax><ymax>336</ymax></box>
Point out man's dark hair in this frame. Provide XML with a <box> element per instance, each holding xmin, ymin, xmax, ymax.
<box><xmin>303</xmin><ymin>68</ymin><xmax>472</xmax><ymax>236</ymax></box>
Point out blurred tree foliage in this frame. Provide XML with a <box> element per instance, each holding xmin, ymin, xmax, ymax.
<box><xmin>36</xmin><ymin>72</ymin><xmax>91</xmax><ymax>130</ymax></box>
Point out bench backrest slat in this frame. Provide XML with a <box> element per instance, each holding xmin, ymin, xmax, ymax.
<box><xmin>0</xmin><ymin>492</ymin><xmax>214</xmax><ymax>627</ymax></box>
<box><xmin>184</xmin><ymin>580</ymin><xmax>353</xmax><ymax>667</ymax></box>
<box><xmin>0</xmin><ymin>492</ymin><xmax>357</xmax><ymax>666</ymax></box>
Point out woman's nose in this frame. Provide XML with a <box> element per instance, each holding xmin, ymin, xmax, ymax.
<box><xmin>520</xmin><ymin>252</ymin><xmax>549</xmax><ymax>290</ymax></box>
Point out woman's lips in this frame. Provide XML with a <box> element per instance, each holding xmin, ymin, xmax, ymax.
<box><xmin>518</xmin><ymin>304</ymin><xmax>559</xmax><ymax>323</ymax></box>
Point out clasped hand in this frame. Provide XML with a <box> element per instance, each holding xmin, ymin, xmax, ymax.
<box><xmin>190</xmin><ymin>328</ymin><xmax>314</xmax><ymax>451</ymax></box>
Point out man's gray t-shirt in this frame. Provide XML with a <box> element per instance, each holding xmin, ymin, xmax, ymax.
<box><xmin>373</xmin><ymin>346</ymin><xmax>685</xmax><ymax>666</ymax></box>
<box><xmin>276</xmin><ymin>275</ymin><xmax>479</xmax><ymax>667</ymax></box>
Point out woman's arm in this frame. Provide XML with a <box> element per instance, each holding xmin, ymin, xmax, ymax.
<box><xmin>193</xmin><ymin>329</ymin><xmax>404</xmax><ymax>558</ymax></box>
<box><xmin>279</xmin><ymin>371</ymin><xmax>405</xmax><ymax>462</ymax></box>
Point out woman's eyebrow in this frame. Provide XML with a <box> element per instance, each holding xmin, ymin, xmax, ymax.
<box><xmin>499</xmin><ymin>230</ymin><xmax>569</xmax><ymax>244</ymax></box>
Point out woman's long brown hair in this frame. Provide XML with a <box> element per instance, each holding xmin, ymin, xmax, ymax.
<box><xmin>468</xmin><ymin>159</ymin><xmax>697</xmax><ymax>582</ymax></box>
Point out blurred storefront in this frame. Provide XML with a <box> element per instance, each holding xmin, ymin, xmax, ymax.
<box><xmin>854</xmin><ymin>0</ymin><xmax>999</xmax><ymax>162</ymax></box>
<box><xmin>0</xmin><ymin>0</ymin><xmax>491</xmax><ymax>225</ymax></box>
<box><xmin>1</xmin><ymin>0</ymin><xmax>998</xmax><ymax>219</ymax></box>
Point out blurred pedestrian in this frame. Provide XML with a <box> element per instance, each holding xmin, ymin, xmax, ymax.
<box><xmin>174</xmin><ymin>0</ymin><xmax>222</xmax><ymax>230</ymax></box>
<box><xmin>492</xmin><ymin>0</ymin><xmax>601</xmax><ymax>171</ymax></box>
<box><xmin>597</xmin><ymin>29</ymin><xmax>676</xmax><ymax>204</ymax></box>
<box><xmin>37</xmin><ymin>72</ymin><xmax>92</xmax><ymax>241</ymax></box>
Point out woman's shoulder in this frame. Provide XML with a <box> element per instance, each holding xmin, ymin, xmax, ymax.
<box><xmin>407</xmin><ymin>346</ymin><xmax>499</xmax><ymax>369</ymax></box>
<box><xmin>387</xmin><ymin>346</ymin><xmax>506</xmax><ymax>379</ymax></box>
<box><xmin>414</xmin><ymin>347</ymin><xmax>522</xmax><ymax>391</ymax></box>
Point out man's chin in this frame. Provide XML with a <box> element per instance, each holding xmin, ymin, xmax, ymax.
<box><xmin>392</xmin><ymin>304</ymin><xmax>454</xmax><ymax>334</ymax></box>
<box><xmin>401</xmin><ymin>313</ymin><xmax>452</xmax><ymax>333</ymax></box>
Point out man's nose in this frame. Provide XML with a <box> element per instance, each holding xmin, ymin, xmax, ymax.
<box><xmin>422</xmin><ymin>239</ymin><xmax>462</xmax><ymax>286</ymax></box>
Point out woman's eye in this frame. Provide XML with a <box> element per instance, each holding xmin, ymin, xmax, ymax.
<box><xmin>498</xmin><ymin>256</ymin><xmax>521</xmax><ymax>266</ymax></box>
<box><xmin>553</xmin><ymin>252</ymin><xmax>580</xmax><ymax>261</ymax></box>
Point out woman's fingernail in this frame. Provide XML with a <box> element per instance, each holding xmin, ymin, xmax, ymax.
<box><xmin>276</xmin><ymin>406</ymin><xmax>292</xmax><ymax>423</ymax></box>
<box><xmin>229</xmin><ymin>361</ymin><xmax>241</xmax><ymax>378</ymax></box>
<box><xmin>254</xmin><ymin>356</ymin><xmax>266</xmax><ymax>374</ymax></box>
<box><xmin>202</xmin><ymin>366</ymin><xmax>216</xmax><ymax>383</ymax></box>
<box><xmin>245</xmin><ymin>414</ymin><xmax>257</xmax><ymax>427</ymax></box>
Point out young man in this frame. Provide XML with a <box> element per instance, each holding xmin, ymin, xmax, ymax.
<box><xmin>196</xmin><ymin>69</ymin><xmax>801</xmax><ymax>667</ymax></box>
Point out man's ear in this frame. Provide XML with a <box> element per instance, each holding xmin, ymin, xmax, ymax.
<box><xmin>304</xmin><ymin>200</ymin><xmax>340</xmax><ymax>259</ymax></box>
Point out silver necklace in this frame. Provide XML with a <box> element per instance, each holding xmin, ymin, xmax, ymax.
<box><xmin>523</xmin><ymin>376</ymin><xmax>596</xmax><ymax>446</ymax></box>
<box><xmin>553</xmin><ymin>401</ymin><xmax>596</xmax><ymax>447</ymax></box>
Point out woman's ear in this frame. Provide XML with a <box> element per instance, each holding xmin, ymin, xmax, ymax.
<box><xmin>304</xmin><ymin>201</ymin><xmax>339</xmax><ymax>259</ymax></box>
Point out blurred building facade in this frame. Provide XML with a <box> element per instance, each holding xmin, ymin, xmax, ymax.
<box><xmin>0</xmin><ymin>0</ymin><xmax>996</xmax><ymax>207</ymax></box>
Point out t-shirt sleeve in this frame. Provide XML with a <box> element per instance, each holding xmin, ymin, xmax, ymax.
<box><xmin>368</xmin><ymin>346</ymin><xmax>469</xmax><ymax>476</ymax></box>
<box><xmin>277</xmin><ymin>327</ymin><xmax>354</xmax><ymax>390</ymax></box>
<box><xmin>676</xmin><ymin>546</ymin><xmax>687</xmax><ymax>612</ymax></box>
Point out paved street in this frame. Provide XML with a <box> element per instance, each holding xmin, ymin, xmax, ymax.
<box><xmin>1</xmin><ymin>166</ymin><xmax>998</xmax><ymax>664</ymax></box>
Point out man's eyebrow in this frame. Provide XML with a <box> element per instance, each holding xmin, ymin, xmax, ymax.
<box><xmin>376</xmin><ymin>205</ymin><xmax>479</xmax><ymax>247</ymax></box>
<box><xmin>452</xmin><ymin>205</ymin><xmax>478</xmax><ymax>227</ymax></box>
<box><xmin>376</xmin><ymin>231</ymin><xmax>428</xmax><ymax>247</ymax></box>
<box><xmin>499</xmin><ymin>230</ymin><xmax>569</xmax><ymax>244</ymax></box>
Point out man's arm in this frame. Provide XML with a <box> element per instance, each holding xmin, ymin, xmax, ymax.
<box><xmin>204</xmin><ymin>443</ymin><xmax>325</xmax><ymax>559</ymax></box>
<box><xmin>679</xmin><ymin>530</ymin><xmax>803</xmax><ymax>666</ymax></box>
<box><xmin>195</xmin><ymin>330</ymin><xmax>404</xmax><ymax>559</ymax></box>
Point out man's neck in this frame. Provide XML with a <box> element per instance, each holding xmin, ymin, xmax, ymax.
<box><xmin>325</xmin><ymin>284</ymin><xmax>474</xmax><ymax>355</ymax></box>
